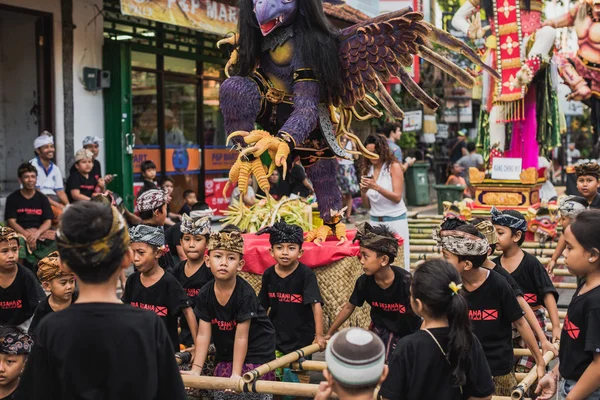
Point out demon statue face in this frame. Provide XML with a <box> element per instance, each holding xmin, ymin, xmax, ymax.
<box><xmin>253</xmin><ymin>0</ymin><xmax>297</xmax><ymax>36</ymax></box>
<box><xmin>525</xmin><ymin>204</ymin><xmax>558</xmax><ymax>244</ymax></box>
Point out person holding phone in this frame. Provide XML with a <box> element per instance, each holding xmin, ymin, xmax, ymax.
<box><xmin>360</xmin><ymin>134</ymin><xmax>410</xmax><ymax>271</ymax></box>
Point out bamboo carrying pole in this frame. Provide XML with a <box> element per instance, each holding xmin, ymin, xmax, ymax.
<box><xmin>289</xmin><ymin>360</ymin><xmax>327</xmax><ymax>372</ymax></box>
<box><xmin>511</xmin><ymin>343</ymin><xmax>560</xmax><ymax>400</ymax></box>
<box><xmin>242</xmin><ymin>343</ymin><xmax>321</xmax><ymax>383</ymax></box>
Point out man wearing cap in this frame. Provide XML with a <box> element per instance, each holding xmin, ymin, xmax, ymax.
<box><xmin>69</xmin><ymin>136</ymin><xmax>113</xmax><ymax>185</ymax></box>
<box><xmin>29</xmin><ymin>132</ymin><xmax>69</xmax><ymax>215</ymax></box>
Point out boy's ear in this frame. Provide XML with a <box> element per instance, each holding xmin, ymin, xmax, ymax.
<box><xmin>237</xmin><ymin>258</ymin><xmax>245</xmax><ymax>271</ymax></box>
<box><xmin>42</xmin><ymin>281</ymin><xmax>51</xmax><ymax>291</ymax></box>
<box><xmin>380</xmin><ymin>254</ymin><xmax>390</xmax><ymax>266</ymax></box>
<box><xmin>269</xmin><ymin>248</ymin><xmax>275</xmax><ymax>258</ymax></box>
<box><xmin>204</xmin><ymin>253</ymin><xmax>211</xmax><ymax>267</ymax></box>
<box><xmin>462</xmin><ymin>260</ymin><xmax>473</xmax><ymax>271</ymax></box>
<box><xmin>298</xmin><ymin>248</ymin><xmax>304</xmax><ymax>258</ymax></box>
<box><xmin>513</xmin><ymin>230</ymin><xmax>523</xmax><ymax>243</ymax></box>
<box><xmin>378</xmin><ymin>365</ymin><xmax>389</xmax><ymax>386</ymax></box>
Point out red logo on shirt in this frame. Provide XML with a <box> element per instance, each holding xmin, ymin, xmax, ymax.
<box><xmin>469</xmin><ymin>309</ymin><xmax>498</xmax><ymax>321</ymax></box>
<box><xmin>16</xmin><ymin>208</ymin><xmax>42</xmax><ymax>216</ymax></box>
<box><xmin>80</xmin><ymin>185</ymin><xmax>95</xmax><ymax>190</ymax></box>
<box><xmin>130</xmin><ymin>301</ymin><xmax>168</xmax><ymax>316</ymax></box>
<box><xmin>0</xmin><ymin>300</ymin><xmax>22</xmax><ymax>309</ymax></box>
<box><xmin>370</xmin><ymin>302</ymin><xmax>406</xmax><ymax>313</ymax></box>
<box><xmin>186</xmin><ymin>288</ymin><xmax>200</xmax><ymax>298</ymax></box>
<box><xmin>268</xmin><ymin>292</ymin><xmax>304</xmax><ymax>304</ymax></box>
<box><xmin>564</xmin><ymin>315</ymin><xmax>580</xmax><ymax>340</ymax></box>
<box><xmin>211</xmin><ymin>318</ymin><xmax>237</xmax><ymax>331</ymax></box>
<box><xmin>524</xmin><ymin>294</ymin><xmax>537</xmax><ymax>304</ymax></box>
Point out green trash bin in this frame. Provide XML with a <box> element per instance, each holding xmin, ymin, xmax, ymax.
<box><xmin>433</xmin><ymin>184</ymin><xmax>465</xmax><ymax>214</ymax></box>
<box><xmin>405</xmin><ymin>162</ymin><xmax>431</xmax><ymax>206</ymax></box>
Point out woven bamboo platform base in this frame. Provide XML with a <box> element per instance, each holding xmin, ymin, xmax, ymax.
<box><xmin>239</xmin><ymin>248</ymin><xmax>403</xmax><ymax>332</ymax></box>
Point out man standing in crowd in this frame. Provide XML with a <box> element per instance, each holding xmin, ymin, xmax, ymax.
<box><xmin>69</xmin><ymin>136</ymin><xmax>114</xmax><ymax>185</ymax></box>
<box><xmin>4</xmin><ymin>163</ymin><xmax>56</xmax><ymax>268</ymax></box>
<box><xmin>447</xmin><ymin>129</ymin><xmax>469</xmax><ymax>163</ymax></box>
<box><xmin>29</xmin><ymin>132</ymin><xmax>69</xmax><ymax>219</ymax></box>
<box><xmin>381</xmin><ymin>123</ymin><xmax>403</xmax><ymax>161</ymax></box>
<box><xmin>457</xmin><ymin>142</ymin><xmax>484</xmax><ymax>184</ymax></box>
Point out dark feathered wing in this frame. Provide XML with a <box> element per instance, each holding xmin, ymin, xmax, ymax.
<box><xmin>337</xmin><ymin>8</ymin><xmax>499</xmax><ymax>119</ymax></box>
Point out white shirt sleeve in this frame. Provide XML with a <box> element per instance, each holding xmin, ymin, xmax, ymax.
<box><xmin>452</xmin><ymin>1</ymin><xmax>477</xmax><ymax>35</ymax></box>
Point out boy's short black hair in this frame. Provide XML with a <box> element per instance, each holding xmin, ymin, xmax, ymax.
<box><xmin>466</xmin><ymin>142</ymin><xmax>476</xmax><ymax>152</ymax></box>
<box><xmin>58</xmin><ymin>202</ymin><xmax>129</xmax><ymax>284</ymax></box>
<box><xmin>365</xmin><ymin>224</ymin><xmax>396</xmax><ymax>265</ymax></box>
<box><xmin>141</xmin><ymin>160</ymin><xmax>156</xmax><ymax>173</ymax></box>
<box><xmin>139</xmin><ymin>204</ymin><xmax>166</xmax><ymax>221</ymax></box>
<box><xmin>380</xmin><ymin>123</ymin><xmax>400</xmax><ymax>139</ymax></box>
<box><xmin>183</xmin><ymin>190</ymin><xmax>195</xmax><ymax>199</ymax></box>
<box><xmin>221</xmin><ymin>224</ymin><xmax>242</xmax><ymax>233</ymax></box>
<box><xmin>160</xmin><ymin>176</ymin><xmax>174</xmax><ymax>185</ymax></box>
<box><xmin>17</xmin><ymin>162</ymin><xmax>37</xmax><ymax>179</ymax></box>
<box><xmin>501</xmin><ymin>210</ymin><xmax>527</xmax><ymax>246</ymax></box>
<box><xmin>192</xmin><ymin>202</ymin><xmax>210</xmax><ymax>211</ymax></box>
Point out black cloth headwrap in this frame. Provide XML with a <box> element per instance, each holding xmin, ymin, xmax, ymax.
<box><xmin>257</xmin><ymin>220</ymin><xmax>304</xmax><ymax>245</ymax></box>
<box><xmin>490</xmin><ymin>207</ymin><xmax>528</xmax><ymax>232</ymax></box>
<box><xmin>353</xmin><ymin>222</ymin><xmax>398</xmax><ymax>257</ymax></box>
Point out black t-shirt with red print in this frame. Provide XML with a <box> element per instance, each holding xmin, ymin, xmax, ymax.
<box><xmin>463</xmin><ymin>269</ymin><xmax>524</xmax><ymax>376</ymax></box>
<box><xmin>0</xmin><ymin>264</ymin><xmax>45</xmax><ymax>326</ymax></box>
<box><xmin>122</xmin><ymin>270</ymin><xmax>192</xmax><ymax>352</ymax></box>
<box><xmin>350</xmin><ymin>266</ymin><xmax>421</xmax><ymax>336</ymax></box>
<box><xmin>559</xmin><ymin>284</ymin><xmax>600</xmax><ymax>380</ymax></box>
<box><xmin>4</xmin><ymin>190</ymin><xmax>53</xmax><ymax>230</ymax></box>
<box><xmin>171</xmin><ymin>260</ymin><xmax>213</xmax><ymax>346</ymax></box>
<box><xmin>485</xmin><ymin>265</ymin><xmax>524</xmax><ymax>297</ymax></box>
<box><xmin>66</xmin><ymin>171</ymin><xmax>98</xmax><ymax>203</ymax></box>
<box><xmin>258</xmin><ymin>263</ymin><xmax>323</xmax><ymax>354</ymax></box>
<box><xmin>493</xmin><ymin>251</ymin><xmax>558</xmax><ymax>308</ymax></box>
<box><xmin>195</xmin><ymin>276</ymin><xmax>276</xmax><ymax>364</ymax></box>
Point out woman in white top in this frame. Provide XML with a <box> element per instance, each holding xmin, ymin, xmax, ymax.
<box><xmin>360</xmin><ymin>134</ymin><xmax>410</xmax><ymax>270</ymax></box>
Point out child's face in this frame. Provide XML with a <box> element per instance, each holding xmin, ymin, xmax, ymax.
<box><xmin>493</xmin><ymin>225</ymin><xmax>520</xmax><ymax>252</ymax></box>
<box><xmin>0</xmin><ymin>241</ymin><xmax>19</xmax><ymax>270</ymax></box>
<box><xmin>162</xmin><ymin>181</ymin><xmax>174</xmax><ymax>195</ymax></box>
<box><xmin>181</xmin><ymin>234</ymin><xmax>207</xmax><ymax>261</ymax></box>
<box><xmin>270</xmin><ymin>243</ymin><xmax>303</xmax><ymax>268</ymax></box>
<box><xmin>559</xmin><ymin>215</ymin><xmax>572</xmax><ymax>228</ymax></box>
<box><xmin>75</xmin><ymin>158</ymin><xmax>93</xmax><ymax>174</ymax></box>
<box><xmin>185</xmin><ymin>193</ymin><xmax>198</xmax><ymax>206</ymax></box>
<box><xmin>206</xmin><ymin>250</ymin><xmax>244</xmax><ymax>280</ymax></box>
<box><xmin>43</xmin><ymin>275</ymin><xmax>75</xmax><ymax>302</ymax></box>
<box><xmin>0</xmin><ymin>353</ymin><xmax>26</xmax><ymax>386</ymax></box>
<box><xmin>358</xmin><ymin>247</ymin><xmax>388</xmax><ymax>275</ymax></box>
<box><xmin>577</xmin><ymin>175</ymin><xmax>599</xmax><ymax>199</ymax></box>
<box><xmin>442</xmin><ymin>249</ymin><xmax>468</xmax><ymax>274</ymax></box>
<box><xmin>563</xmin><ymin>226</ymin><xmax>596</xmax><ymax>277</ymax></box>
<box><xmin>143</xmin><ymin>168</ymin><xmax>157</xmax><ymax>181</ymax></box>
<box><xmin>84</xmin><ymin>143</ymin><xmax>99</xmax><ymax>158</ymax></box>
<box><xmin>130</xmin><ymin>242</ymin><xmax>160</xmax><ymax>273</ymax></box>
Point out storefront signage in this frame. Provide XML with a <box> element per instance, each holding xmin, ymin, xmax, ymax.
<box><xmin>491</xmin><ymin>158</ymin><xmax>522</xmax><ymax>181</ymax></box>
<box><xmin>133</xmin><ymin>146</ymin><xmax>201</xmax><ymax>174</ymax></box>
<box><xmin>205</xmin><ymin>146</ymin><xmax>238</xmax><ymax>171</ymax></box>
<box><xmin>205</xmin><ymin>177</ymin><xmax>233</xmax><ymax>214</ymax></box>
<box><xmin>121</xmin><ymin>0</ymin><xmax>238</xmax><ymax>36</ymax></box>
<box><xmin>402</xmin><ymin>110</ymin><xmax>422</xmax><ymax>132</ymax></box>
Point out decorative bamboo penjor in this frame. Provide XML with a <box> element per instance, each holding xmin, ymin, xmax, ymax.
<box><xmin>511</xmin><ymin>343</ymin><xmax>560</xmax><ymax>400</ymax></box>
<box><xmin>242</xmin><ymin>343</ymin><xmax>322</xmax><ymax>383</ymax></box>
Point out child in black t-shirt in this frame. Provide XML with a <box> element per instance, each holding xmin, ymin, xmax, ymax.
<box><xmin>379</xmin><ymin>259</ymin><xmax>494</xmax><ymax>400</ymax></box>
<box><xmin>178</xmin><ymin>190</ymin><xmax>198</xmax><ymax>217</ymax></box>
<box><xmin>123</xmin><ymin>224</ymin><xmax>198</xmax><ymax>352</ymax></box>
<box><xmin>0</xmin><ymin>327</ymin><xmax>33</xmax><ymax>400</ymax></box>
<box><xmin>574</xmin><ymin>162</ymin><xmax>600</xmax><ymax>209</ymax></box>
<box><xmin>66</xmin><ymin>149</ymin><xmax>102</xmax><ymax>203</ymax></box>
<box><xmin>547</xmin><ymin>196</ymin><xmax>587</xmax><ymax>278</ymax></box>
<box><xmin>326</xmin><ymin>222</ymin><xmax>421</xmax><ymax>362</ymax></box>
<box><xmin>257</xmin><ymin>221</ymin><xmax>324</xmax><ymax>384</ymax></box>
<box><xmin>491</xmin><ymin>207</ymin><xmax>560</xmax><ymax>373</ymax></box>
<box><xmin>535</xmin><ymin>210</ymin><xmax>600</xmax><ymax>399</ymax></box>
<box><xmin>187</xmin><ymin>227</ymin><xmax>276</xmax><ymax>398</ymax></box>
<box><xmin>28</xmin><ymin>251</ymin><xmax>75</xmax><ymax>340</ymax></box>
<box><xmin>138</xmin><ymin>160</ymin><xmax>159</xmax><ymax>197</ymax></box>
<box><xmin>171</xmin><ymin>211</ymin><xmax>213</xmax><ymax>347</ymax></box>
<box><xmin>17</xmin><ymin>201</ymin><xmax>187</xmax><ymax>399</ymax></box>
<box><xmin>436</xmin><ymin>219</ymin><xmax>546</xmax><ymax>395</ymax></box>
<box><xmin>0</xmin><ymin>227</ymin><xmax>44</xmax><ymax>329</ymax></box>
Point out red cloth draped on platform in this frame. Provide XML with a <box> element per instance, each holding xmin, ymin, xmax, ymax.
<box><xmin>241</xmin><ymin>230</ymin><xmax>404</xmax><ymax>275</ymax></box>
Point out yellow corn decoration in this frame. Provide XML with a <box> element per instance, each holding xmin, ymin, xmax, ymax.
<box><xmin>251</xmin><ymin>158</ymin><xmax>270</xmax><ymax>195</ymax></box>
<box><xmin>305</xmin><ymin>225</ymin><xmax>332</xmax><ymax>243</ymax></box>
<box><xmin>238</xmin><ymin>161</ymin><xmax>252</xmax><ymax>195</ymax></box>
<box><xmin>222</xmin><ymin>160</ymin><xmax>242</xmax><ymax>199</ymax></box>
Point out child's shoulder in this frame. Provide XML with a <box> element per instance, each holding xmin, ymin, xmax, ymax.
<box><xmin>521</xmin><ymin>251</ymin><xmax>545</xmax><ymax>269</ymax></box>
<box><xmin>17</xmin><ymin>263</ymin><xmax>37</xmax><ymax>280</ymax></box>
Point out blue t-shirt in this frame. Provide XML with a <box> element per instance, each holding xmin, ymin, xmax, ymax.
<box><xmin>387</xmin><ymin>139</ymin><xmax>403</xmax><ymax>162</ymax></box>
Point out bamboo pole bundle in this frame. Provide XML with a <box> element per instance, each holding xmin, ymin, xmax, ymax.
<box><xmin>515</xmin><ymin>373</ymin><xmax>527</xmax><ymax>382</ymax></box>
<box><xmin>181</xmin><ymin>375</ymin><xmax>331</xmax><ymax>397</ymax></box>
<box><xmin>511</xmin><ymin>343</ymin><xmax>560</xmax><ymax>399</ymax></box>
<box><xmin>242</xmin><ymin>343</ymin><xmax>321</xmax><ymax>383</ymax></box>
<box><xmin>555</xmin><ymin>282</ymin><xmax>577</xmax><ymax>289</ymax></box>
<box><xmin>289</xmin><ymin>360</ymin><xmax>327</xmax><ymax>372</ymax></box>
<box><xmin>408</xmin><ymin>239</ymin><xmax>559</xmax><ymax>249</ymax></box>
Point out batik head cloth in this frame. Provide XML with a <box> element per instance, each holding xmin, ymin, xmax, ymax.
<box><xmin>74</xmin><ymin>148</ymin><xmax>94</xmax><ymax>163</ymax></box>
<box><xmin>474</xmin><ymin>220</ymin><xmax>498</xmax><ymax>245</ymax></box>
<box><xmin>37</xmin><ymin>251</ymin><xmax>69</xmax><ymax>283</ymax></box>
<box><xmin>433</xmin><ymin>227</ymin><xmax>489</xmax><ymax>256</ymax></box>
<box><xmin>0</xmin><ymin>329</ymin><xmax>33</xmax><ymax>355</ymax></box>
<box><xmin>208</xmin><ymin>230</ymin><xmax>244</xmax><ymax>255</ymax></box>
<box><xmin>257</xmin><ymin>220</ymin><xmax>304</xmax><ymax>246</ymax></box>
<box><xmin>490</xmin><ymin>207</ymin><xmax>527</xmax><ymax>232</ymax></box>
<box><xmin>180</xmin><ymin>213</ymin><xmax>211</xmax><ymax>236</ymax></box>
<box><xmin>353</xmin><ymin>222</ymin><xmax>398</xmax><ymax>257</ymax></box>
<box><xmin>0</xmin><ymin>227</ymin><xmax>18</xmax><ymax>244</ymax></box>
<box><xmin>129</xmin><ymin>225</ymin><xmax>165</xmax><ymax>248</ymax></box>
<box><xmin>136</xmin><ymin>189</ymin><xmax>166</xmax><ymax>213</ymax></box>
<box><xmin>575</xmin><ymin>162</ymin><xmax>600</xmax><ymax>180</ymax></box>
<box><xmin>559</xmin><ymin>196</ymin><xmax>587</xmax><ymax>219</ymax></box>
<box><xmin>56</xmin><ymin>205</ymin><xmax>130</xmax><ymax>268</ymax></box>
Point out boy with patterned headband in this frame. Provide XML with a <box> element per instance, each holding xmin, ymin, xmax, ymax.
<box><xmin>172</xmin><ymin>211</ymin><xmax>214</xmax><ymax>347</ymax></box>
<box><xmin>28</xmin><ymin>251</ymin><xmax>75</xmax><ymax>339</ymax></box>
<box><xmin>18</xmin><ymin>201</ymin><xmax>186</xmax><ymax>399</ymax></box>
<box><xmin>257</xmin><ymin>221</ymin><xmax>323</xmax><ymax>385</ymax></box>
<box><xmin>0</xmin><ymin>326</ymin><xmax>33</xmax><ymax>399</ymax></box>
<box><xmin>0</xmin><ymin>227</ymin><xmax>44</xmax><ymax>329</ymax></box>
<box><xmin>437</xmin><ymin>218</ymin><xmax>545</xmax><ymax>395</ymax></box>
<box><xmin>575</xmin><ymin>162</ymin><xmax>600</xmax><ymax>208</ymax></box>
<box><xmin>326</xmin><ymin>222</ymin><xmax>420</xmax><ymax>361</ymax></box>
<box><xmin>122</xmin><ymin>224</ymin><xmax>198</xmax><ymax>352</ymax></box>
<box><xmin>491</xmin><ymin>207</ymin><xmax>561</xmax><ymax>374</ymax></box>
<box><xmin>187</xmin><ymin>228</ymin><xmax>277</xmax><ymax>398</ymax></box>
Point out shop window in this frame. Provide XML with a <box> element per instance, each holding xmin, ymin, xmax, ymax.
<box><xmin>165</xmin><ymin>56</ymin><xmax>197</xmax><ymax>75</ymax></box>
<box><xmin>132</xmin><ymin>51</ymin><xmax>156</xmax><ymax>69</ymax></box>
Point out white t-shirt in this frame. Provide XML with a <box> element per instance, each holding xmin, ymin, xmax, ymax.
<box><xmin>366</xmin><ymin>163</ymin><xmax>407</xmax><ymax>218</ymax></box>
<box><xmin>29</xmin><ymin>157</ymin><xmax>64</xmax><ymax>196</ymax></box>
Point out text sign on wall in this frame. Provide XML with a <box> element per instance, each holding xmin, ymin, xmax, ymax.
<box><xmin>121</xmin><ymin>0</ymin><xmax>238</xmax><ymax>36</ymax></box>
<box><xmin>204</xmin><ymin>146</ymin><xmax>238</xmax><ymax>171</ymax></box>
<box><xmin>491</xmin><ymin>158</ymin><xmax>522</xmax><ymax>180</ymax></box>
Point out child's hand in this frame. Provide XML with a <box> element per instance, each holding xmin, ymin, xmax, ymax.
<box><xmin>314</xmin><ymin>334</ymin><xmax>326</xmax><ymax>351</ymax></box>
<box><xmin>224</xmin><ymin>374</ymin><xmax>242</xmax><ymax>393</ymax></box>
<box><xmin>536</xmin><ymin>362</ymin><xmax>546</xmax><ymax>380</ymax></box>
<box><xmin>552</xmin><ymin>326</ymin><xmax>562</xmax><ymax>343</ymax></box>
<box><xmin>314</xmin><ymin>381</ymin><xmax>332</xmax><ymax>400</ymax></box>
<box><xmin>535</xmin><ymin>372</ymin><xmax>557</xmax><ymax>400</ymax></box>
<box><xmin>546</xmin><ymin>259</ymin><xmax>556</xmax><ymax>277</ymax></box>
<box><xmin>323</xmin><ymin>333</ymin><xmax>332</xmax><ymax>341</ymax></box>
<box><xmin>541</xmin><ymin>339</ymin><xmax>558</xmax><ymax>357</ymax></box>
